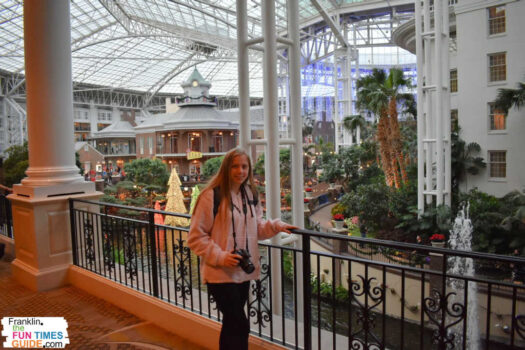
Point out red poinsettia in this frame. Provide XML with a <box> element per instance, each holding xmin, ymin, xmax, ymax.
<box><xmin>430</xmin><ymin>233</ymin><xmax>446</xmax><ymax>242</ymax></box>
<box><xmin>305</xmin><ymin>187</ymin><xmax>313</xmax><ymax>192</ymax></box>
<box><xmin>304</xmin><ymin>198</ymin><xmax>310</xmax><ymax>203</ymax></box>
<box><xmin>333</xmin><ymin>214</ymin><xmax>344</xmax><ymax>221</ymax></box>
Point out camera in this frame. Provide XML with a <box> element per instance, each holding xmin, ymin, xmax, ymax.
<box><xmin>233</xmin><ymin>249</ymin><xmax>255</xmax><ymax>274</ymax></box>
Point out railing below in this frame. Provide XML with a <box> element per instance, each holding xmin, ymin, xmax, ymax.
<box><xmin>0</xmin><ymin>194</ymin><xmax>13</xmax><ymax>239</ymax></box>
<box><xmin>69</xmin><ymin>199</ymin><xmax>525</xmax><ymax>350</ymax></box>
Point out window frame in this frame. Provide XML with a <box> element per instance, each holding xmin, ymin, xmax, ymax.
<box><xmin>488</xmin><ymin>52</ymin><xmax>506</xmax><ymax>83</ymax></box>
<box><xmin>488</xmin><ymin>102</ymin><xmax>506</xmax><ymax>132</ymax></box>
<box><xmin>488</xmin><ymin>5</ymin><xmax>506</xmax><ymax>36</ymax></box>
<box><xmin>488</xmin><ymin>150</ymin><xmax>507</xmax><ymax>179</ymax></box>
<box><xmin>450</xmin><ymin>69</ymin><xmax>458</xmax><ymax>93</ymax></box>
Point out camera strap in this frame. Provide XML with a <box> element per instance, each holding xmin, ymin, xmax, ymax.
<box><xmin>230</xmin><ymin>186</ymin><xmax>251</xmax><ymax>252</ymax></box>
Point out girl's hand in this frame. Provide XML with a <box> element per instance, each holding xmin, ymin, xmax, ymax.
<box><xmin>277</xmin><ymin>223</ymin><xmax>298</xmax><ymax>234</ymax></box>
<box><xmin>223</xmin><ymin>252</ymin><xmax>242</xmax><ymax>267</ymax></box>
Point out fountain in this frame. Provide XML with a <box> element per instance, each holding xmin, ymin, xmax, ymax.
<box><xmin>447</xmin><ymin>203</ymin><xmax>480</xmax><ymax>349</ymax></box>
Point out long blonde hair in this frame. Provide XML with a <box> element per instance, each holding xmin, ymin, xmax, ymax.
<box><xmin>195</xmin><ymin>148</ymin><xmax>257</xmax><ymax>216</ymax></box>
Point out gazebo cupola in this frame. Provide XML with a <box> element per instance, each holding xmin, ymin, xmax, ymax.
<box><xmin>177</xmin><ymin>67</ymin><xmax>216</xmax><ymax>107</ymax></box>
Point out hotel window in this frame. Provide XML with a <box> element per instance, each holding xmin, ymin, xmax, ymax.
<box><xmin>450</xmin><ymin>69</ymin><xmax>458</xmax><ymax>93</ymax></box>
<box><xmin>148</xmin><ymin>136</ymin><xmax>153</xmax><ymax>154</ymax></box>
<box><xmin>212</xmin><ymin>133</ymin><xmax>223</xmax><ymax>152</ymax></box>
<box><xmin>98</xmin><ymin>110</ymin><xmax>112</xmax><ymax>121</ymax></box>
<box><xmin>188</xmin><ymin>132</ymin><xmax>201</xmax><ymax>152</ymax></box>
<box><xmin>488</xmin><ymin>53</ymin><xmax>506</xmax><ymax>82</ymax></box>
<box><xmin>489</xmin><ymin>103</ymin><xmax>506</xmax><ymax>130</ymax></box>
<box><xmin>489</xmin><ymin>151</ymin><xmax>506</xmax><ymax>178</ymax></box>
<box><xmin>139</xmin><ymin>137</ymin><xmax>144</xmax><ymax>155</ymax></box>
<box><xmin>451</xmin><ymin>109</ymin><xmax>458</xmax><ymax>130</ymax></box>
<box><xmin>169</xmin><ymin>134</ymin><xmax>178</xmax><ymax>153</ymax></box>
<box><xmin>488</xmin><ymin>6</ymin><xmax>506</xmax><ymax>35</ymax></box>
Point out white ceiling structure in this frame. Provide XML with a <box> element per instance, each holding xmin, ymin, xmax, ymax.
<box><xmin>0</xmin><ymin>0</ymin><xmax>414</xmax><ymax>99</ymax></box>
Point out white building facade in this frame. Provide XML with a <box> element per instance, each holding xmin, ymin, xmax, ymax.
<box><xmin>454</xmin><ymin>0</ymin><xmax>525</xmax><ymax>197</ymax></box>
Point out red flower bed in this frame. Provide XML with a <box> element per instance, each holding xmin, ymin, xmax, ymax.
<box><xmin>333</xmin><ymin>214</ymin><xmax>344</xmax><ymax>221</ymax></box>
<box><xmin>430</xmin><ymin>233</ymin><xmax>446</xmax><ymax>242</ymax></box>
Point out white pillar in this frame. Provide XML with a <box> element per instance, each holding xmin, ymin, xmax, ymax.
<box><xmin>9</xmin><ymin>0</ymin><xmax>98</xmax><ymax>291</ymax></box>
<box><xmin>288</xmin><ymin>0</ymin><xmax>305</xmax><ymax>323</ymax></box>
<box><xmin>415</xmin><ymin>0</ymin><xmax>425</xmax><ymax>214</ymax></box>
<box><xmin>15</xmin><ymin>0</ymin><xmax>91</xmax><ymax>194</ymax></box>
<box><xmin>262</xmin><ymin>0</ymin><xmax>283</xmax><ymax>316</ymax></box>
<box><xmin>236</xmin><ymin>0</ymin><xmax>250</xmax><ymax>151</ymax></box>
<box><xmin>89</xmin><ymin>100</ymin><xmax>98</xmax><ymax>138</ymax></box>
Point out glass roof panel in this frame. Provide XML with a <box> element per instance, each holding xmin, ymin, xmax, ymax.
<box><xmin>1</xmin><ymin>0</ymin><xmax>411</xmax><ymax>99</ymax></box>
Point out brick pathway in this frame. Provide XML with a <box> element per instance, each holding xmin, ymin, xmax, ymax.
<box><xmin>0</xmin><ymin>259</ymin><xmax>207</xmax><ymax>350</ymax></box>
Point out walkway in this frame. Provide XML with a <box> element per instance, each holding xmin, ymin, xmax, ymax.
<box><xmin>0</xmin><ymin>258</ymin><xmax>206</xmax><ymax>350</ymax></box>
<box><xmin>309</xmin><ymin>202</ymin><xmax>337</xmax><ymax>232</ymax></box>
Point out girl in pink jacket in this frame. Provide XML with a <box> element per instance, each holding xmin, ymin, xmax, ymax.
<box><xmin>188</xmin><ymin>148</ymin><xmax>295</xmax><ymax>350</ymax></box>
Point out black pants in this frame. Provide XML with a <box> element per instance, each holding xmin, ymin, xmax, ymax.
<box><xmin>207</xmin><ymin>281</ymin><xmax>250</xmax><ymax>350</ymax></box>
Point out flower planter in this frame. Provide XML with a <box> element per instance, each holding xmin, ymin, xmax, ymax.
<box><xmin>431</xmin><ymin>241</ymin><xmax>445</xmax><ymax>248</ymax></box>
<box><xmin>329</xmin><ymin>183</ymin><xmax>335</xmax><ymax>189</ymax></box>
<box><xmin>305</xmin><ymin>192</ymin><xmax>312</xmax><ymax>198</ymax></box>
<box><xmin>334</xmin><ymin>220</ymin><xmax>344</xmax><ymax>230</ymax></box>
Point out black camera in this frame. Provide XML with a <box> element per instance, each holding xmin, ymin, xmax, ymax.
<box><xmin>233</xmin><ymin>249</ymin><xmax>255</xmax><ymax>274</ymax></box>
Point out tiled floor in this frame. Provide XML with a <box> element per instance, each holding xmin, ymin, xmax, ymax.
<box><xmin>0</xmin><ymin>259</ymin><xmax>207</xmax><ymax>349</ymax></box>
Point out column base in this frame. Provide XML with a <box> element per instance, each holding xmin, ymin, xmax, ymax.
<box><xmin>8</xmin><ymin>188</ymin><xmax>101</xmax><ymax>291</ymax></box>
<box><xmin>13</xmin><ymin>181</ymin><xmax>94</xmax><ymax>199</ymax></box>
<box><xmin>11</xmin><ymin>259</ymin><xmax>69</xmax><ymax>291</ymax></box>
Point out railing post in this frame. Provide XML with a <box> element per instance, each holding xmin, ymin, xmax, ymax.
<box><xmin>148</xmin><ymin>211</ymin><xmax>159</xmax><ymax>297</ymax></box>
<box><xmin>68</xmin><ymin>199</ymin><xmax>78</xmax><ymax>265</ymax></box>
<box><xmin>302</xmin><ymin>233</ymin><xmax>312</xmax><ymax>350</ymax></box>
<box><xmin>7</xmin><ymin>198</ymin><xmax>12</xmax><ymax>239</ymax></box>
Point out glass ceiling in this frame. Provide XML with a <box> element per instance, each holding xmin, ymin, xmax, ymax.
<box><xmin>0</xmin><ymin>0</ymin><xmax>407</xmax><ymax>99</ymax></box>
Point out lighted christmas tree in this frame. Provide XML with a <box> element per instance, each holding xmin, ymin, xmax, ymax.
<box><xmin>164</xmin><ymin>168</ymin><xmax>190</xmax><ymax>227</ymax></box>
<box><xmin>189</xmin><ymin>185</ymin><xmax>201</xmax><ymax>215</ymax></box>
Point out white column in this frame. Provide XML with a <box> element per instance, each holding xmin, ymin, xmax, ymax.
<box><xmin>89</xmin><ymin>100</ymin><xmax>98</xmax><ymax>138</ymax></box>
<box><xmin>9</xmin><ymin>0</ymin><xmax>98</xmax><ymax>291</ymax></box>
<box><xmin>262</xmin><ymin>0</ymin><xmax>283</xmax><ymax>316</ymax></box>
<box><xmin>14</xmin><ymin>0</ymin><xmax>92</xmax><ymax>196</ymax></box>
<box><xmin>435</xmin><ymin>0</ymin><xmax>444</xmax><ymax>205</ymax></box>
<box><xmin>262</xmin><ymin>0</ymin><xmax>280</xmax><ymax>226</ymax></box>
<box><xmin>415</xmin><ymin>0</ymin><xmax>425</xmax><ymax>214</ymax></box>
<box><xmin>288</xmin><ymin>0</ymin><xmax>305</xmax><ymax>323</ymax></box>
<box><xmin>236</xmin><ymin>0</ymin><xmax>250</xmax><ymax>151</ymax></box>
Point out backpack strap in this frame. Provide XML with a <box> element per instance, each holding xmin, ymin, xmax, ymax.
<box><xmin>212</xmin><ymin>186</ymin><xmax>258</xmax><ymax>218</ymax></box>
<box><xmin>212</xmin><ymin>186</ymin><xmax>221</xmax><ymax>218</ymax></box>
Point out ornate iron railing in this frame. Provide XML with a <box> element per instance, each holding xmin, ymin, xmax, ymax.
<box><xmin>0</xmin><ymin>194</ymin><xmax>13</xmax><ymax>239</ymax></box>
<box><xmin>69</xmin><ymin>199</ymin><xmax>525</xmax><ymax>350</ymax></box>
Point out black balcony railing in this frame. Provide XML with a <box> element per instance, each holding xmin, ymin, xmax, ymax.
<box><xmin>69</xmin><ymin>199</ymin><xmax>525</xmax><ymax>350</ymax></box>
<box><xmin>0</xmin><ymin>194</ymin><xmax>13</xmax><ymax>239</ymax></box>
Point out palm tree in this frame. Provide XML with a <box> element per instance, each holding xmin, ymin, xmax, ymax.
<box><xmin>342</xmin><ymin>114</ymin><xmax>366</xmax><ymax>143</ymax></box>
<box><xmin>356</xmin><ymin>68</ymin><xmax>414</xmax><ymax>188</ymax></box>
<box><xmin>494</xmin><ymin>81</ymin><xmax>525</xmax><ymax>114</ymax></box>
<box><xmin>356</xmin><ymin>69</ymin><xmax>393</xmax><ymax>186</ymax></box>
<box><xmin>385</xmin><ymin>68</ymin><xmax>415</xmax><ymax>185</ymax></box>
<box><xmin>451</xmin><ymin>129</ymin><xmax>486</xmax><ymax>194</ymax></box>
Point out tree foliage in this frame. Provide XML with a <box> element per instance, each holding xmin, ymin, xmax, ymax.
<box><xmin>494</xmin><ymin>81</ymin><xmax>525</xmax><ymax>114</ymax></box>
<box><xmin>2</xmin><ymin>142</ymin><xmax>28</xmax><ymax>187</ymax></box>
<box><xmin>355</xmin><ymin>68</ymin><xmax>415</xmax><ymax>188</ymax></box>
<box><xmin>123</xmin><ymin>158</ymin><xmax>169</xmax><ymax>190</ymax></box>
<box><xmin>451</xmin><ymin>128</ymin><xmax>486</xmax><ymax>194</ymax></box>
<box><xmin>202</xmin><ymin>156</ymin><xmax>224</xmax><ymax>178</ymax></box>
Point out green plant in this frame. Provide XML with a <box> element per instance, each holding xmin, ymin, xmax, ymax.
<box><xmin>202</xmin><ymin>156</ymin><xmax>224</xmax><ymax>178</ymax></box>
<box><xmin>340</xmin><ymin>183</ymin><xmax>391</xmax><ymax>231</ymax></box>
<box><xmin>331</xmin><ymin>203</ymin><xmax>345</xmax><ymax>217</ymax></box>
<box><xmin>2</xmin><ymin>142</ymin><xmax>28</xmax><ymax>187</ymax></box>
<box><xmin>124</xmin><ymin>158</ymin><xmax>169</xmax><ymax>190</ymax></box>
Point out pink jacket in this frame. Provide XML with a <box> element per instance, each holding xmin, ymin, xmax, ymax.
<box><xmin>188</xmin><ymin>185</ymin><xmax>285</xmax><ymax>284</ymax></box>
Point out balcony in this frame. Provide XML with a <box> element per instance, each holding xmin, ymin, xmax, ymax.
<box><xmin>66</xmin><ymin>199</ymin><xmax>525</xmax><ymax>350</ymax></box>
